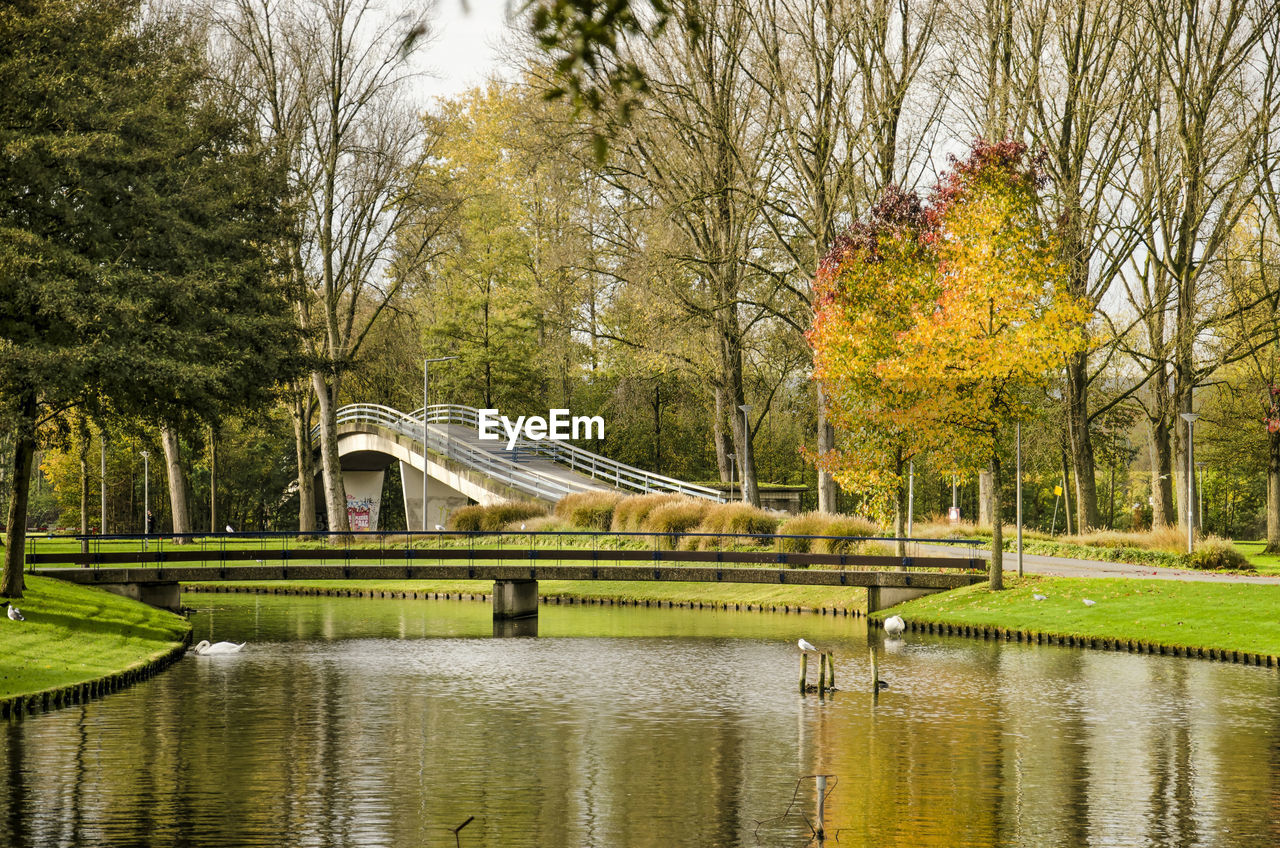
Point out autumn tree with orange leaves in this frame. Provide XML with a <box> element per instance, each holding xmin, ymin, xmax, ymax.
<box><xmin>811</xmin><ymin>141</ymin><xmax>1089</xmax><ymax>589</ymax></box>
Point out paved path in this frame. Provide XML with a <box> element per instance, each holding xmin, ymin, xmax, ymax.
<box><xmin>922</xmin><ymin>542</ymin><xmax>1280</xmax><ymax>585</ymax></box>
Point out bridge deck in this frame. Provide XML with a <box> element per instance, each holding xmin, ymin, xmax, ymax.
<box><xmin>32</xmin><ymin>562</ymin><xmax>984</xmax><ymax>591</ymax></box>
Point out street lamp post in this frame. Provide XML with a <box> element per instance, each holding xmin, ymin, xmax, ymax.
<box><xmin>139</xmin><ymin>449</ymin><xmax>149</xmax><ymax>547</ymax></box>
<box><xmin>423</xmin><ymin>356</ymin><xmax>459</xmax><ymax>532</ymax></box>
<box><xmin>1180</xmin><ymin>412</ymin><xmax>1199</xmax><ymax>554</ymax></box>
<box><xmin>1195</xmin><ymin>461</ymin><xmax>1206</xmax><ymax>534</ymax></box>
<box><xmin>738</xmin><ymin>404</ymin><xmax>753</xmax><ymax>503</ymax></box>
<box><xmin>1016</xmin><ymin>421</ymin><xmax>1023</xmax><ymax>577</ymax></box>
<box><xmin>100</xmin><ymin>431</ymin><xmax>107</xmax><ymax>535</ymax></box>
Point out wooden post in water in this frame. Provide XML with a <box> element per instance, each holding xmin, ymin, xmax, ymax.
<box><xmin>799</xmin><ymin>653</ymin><xmax>808</xmax><ymax>694</ymax></box>
<box><xmin>817</xmin><ymin>652</ymin><xmax>827</xmax><ymax>694</ymax></box>
<box><xmin>869</xmin><ymin>645</ymin><xmax>880</xmax><ymax>692</ymax></box>
<box><xmin>815</xmin><ymin>774</ymin><xmax>828</xmax><ymax>841</ymax></box>
<box><xmin>826</xmin><ymin>652</ymin><xmax>835</xmax><ymax>690</ymax></box>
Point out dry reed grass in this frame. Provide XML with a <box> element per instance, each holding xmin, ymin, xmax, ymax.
<box><xmin>611</xmin><ymin>493</ymin><xmax>684</xmax><ymax>531</ymax></box>
<box><xmin>555</xmin><ymin>491</ymin><xmax>624</xmax><ymax>530</ymax></box>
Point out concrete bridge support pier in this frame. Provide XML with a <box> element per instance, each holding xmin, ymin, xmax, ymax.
<box><xmin>99</xmin><ymin>582</ymin><xmax>183</xmax><ymax>613</ymax></box>
<box><xmin>493</xmin><ymin>579</ymin><xmax>539</xmax><ymax>620</ymax></box>
<box><xmin>866</xmin><ymin>585</ymin><xmax>940</xmax><ymax>615</ymax></box>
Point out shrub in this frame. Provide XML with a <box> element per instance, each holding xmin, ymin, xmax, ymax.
<box><xmin>447</xmin><ymin>505</ymin><xmax>487</xmax><ymax>533</ymax></box>
<box><xmin>611</xmin><ymin>493</ymin><xmax>683</xmax><ymax>531</ymax></box>
<box><xmin>555</xmin><ymin>491</ymin><xmax>623</xmax><ymax>529</ymax></box>
<box><xmin>1188</xmin><ymin>540</ymin><xmax>1253</xmax><ymax>571</ymax></box>
<box><xmin>447</xmin><ymin>501</ymin><xmax>547</xmax><ymax>533</ymax></box>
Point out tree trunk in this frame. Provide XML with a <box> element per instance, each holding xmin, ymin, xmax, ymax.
<box><xmin>209</xmin><ymin>426</ymin><xmax>217</xmax><ymax>535</ymax></box>
<box><xmin>893</xmin><ymin>448</ymin><xmax>906</xmax><ymax>559</ymax></box>
<box><xmin>713</xmin><ymin>386</ymin><xmax>732</xmax><ymax>484</ymax></box>
<box><xmin>1065</xmin><ymin>351</ymin><xmax>1099</xmax><ymax>531</ymax></box>
<box><xmin>291</xmin><ymin>385</ymin><xmax>317</xmax><ymax>533</ymax></box>
<box><xmin>2</xmin><ymin>389</ymin><xmax>37</xmax><ymax>599</ymax></box>
<box><xmin>160</xmin><ymin>424</ymin><xmax>191</xmax><ymax>543</ymax></box>
<box><xmin>1265</xmin><ymin>429</ymin><xmax>1280</xmax><ymax>552</ymax></box>
<box><xmin>79</xmin><ymin>431</ymin><xmax>88</xmax><ymax>556</ymax></box>
<box><xmin>1148</xmin><ymin>416</ymin><xmax>1174</xmax><ymax>527</ymax></box>
<box><xmin>1059</xmin><ymin>449</ymin><xmax>1074</xmax><ymax>536</ymax></box>
<box><xmin>816</xmin><ymin>386</ymin><xmax>838</xmax><ymax>514</ymax></box>
<box><xmin>311</xmin><ymin>369</ymin><xmax>349</xmax><ymax>532</ymax></box>
<box><xmin>978</xmin><ymin>469</ymin><xmax>993</xmax><ymax>526</ymax></box>
<box><xmin>989</xmin><ymin>451</ymin><xmax>1004</xmax><ymax>591</ymax></box>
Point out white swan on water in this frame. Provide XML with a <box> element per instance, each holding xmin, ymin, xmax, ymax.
<box><xmin>884</xmin><ymin>615</ymin><xmax>906</xmax><ymax>636</ymax></box>
<box><xmin>194</xmin><ymin>640</ymin><xmax>245</xmax><ymax>655</ymax></box>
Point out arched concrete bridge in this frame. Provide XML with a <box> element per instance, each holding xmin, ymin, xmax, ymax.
<box><xmin>332</xmin><ymin>404</ymin><xmax>725</xmax><ymax>530</ymax></box>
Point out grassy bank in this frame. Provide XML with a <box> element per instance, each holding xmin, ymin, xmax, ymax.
<box><xmin>875</xmin><ymin>575</ymin><xmax>1280</xmax><ymax>659</ymax></box>
<box><xmin>0</xmin><ymin>576</ymin><xmax>191</xmax><ymax>699</ymax></box>
<box><xmin>185</xmin><ymin>579</ymin><xmax>868</xmax><ymax>612</ymax></box>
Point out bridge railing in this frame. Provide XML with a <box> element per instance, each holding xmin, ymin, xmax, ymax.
<box><xmin>331</xmin><ymin>404</ymin><xmax>589</xmax><ymax>501</ymax></box>
<box><xmin>337</xmin><ymin>403</ymin><xmax>727</xmax><ymax>502</ymax></box>
<box><xmin>26</xmin><ymin>530</ymin><xmax>985</xmax><ymax>571</ymax></box>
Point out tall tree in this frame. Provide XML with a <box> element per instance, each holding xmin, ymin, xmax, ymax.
<box><xmin>813</xmin><ymin>142</ymin><xmax>1087</xmax><ymax>588</ymax></box>
<box><xmin>215</xmin><ymin>0</ymin><xmax>429</xmax><ymax>532</ymax></box>
<box><xmin>0</xmin><ymin>0</ymin><xmax>298</xmax><ymax>596</ymax></box>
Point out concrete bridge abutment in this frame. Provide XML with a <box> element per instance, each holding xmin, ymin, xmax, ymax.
<box><xmin>866</xmin><ymin>585</ymin><xmax>942</xmax><ymax>614</ymax></box>
<box><xmin>98</xmin><ymin>582</ymin><xmax>183</xmax><ymax>613</ymax></box>
<box><xmin>493</xmin><ymin>579</ymin><xmax>539</xmax><ymax>620</ymax></box>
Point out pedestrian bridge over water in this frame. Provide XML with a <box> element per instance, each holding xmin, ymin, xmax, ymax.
<box><xmin>29</xmin><ymin>534</ymin><xmax>986</xmax><ymax>620</ymax></box>
<box><xmin>331</xmin><ymin>404</ymin><xmax>725</xmax><ymax>530</ymax></box>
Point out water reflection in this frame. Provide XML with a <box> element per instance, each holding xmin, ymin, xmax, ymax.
<box><xmin>1</xmin><ymin>593</ymin><xmax>1277</xmax><ymax>847</ymax></box>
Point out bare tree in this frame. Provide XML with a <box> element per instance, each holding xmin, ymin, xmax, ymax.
<box><xmin>1021</xmin><ymin>0</ymin><xmax>1147</xmax><ymax>531</ymax></box>
<box><xmin>744</xmin><ymin>0</ymin><xmax>942</xmax><ymax>517</ymax></box>
<box><xmin>1120</xmin><ymin>0</ymin><xmax>1279</xmax><ymax>530</ymax></box>
<box><xmin>599</xmin><ymin>0</ymin><xmax>775</xmax><ymax>505</ymax></box>
<box><xmin>214</xmin><ymin>0</ymin><xmax>430</xmax><ymax>531</ymax></box>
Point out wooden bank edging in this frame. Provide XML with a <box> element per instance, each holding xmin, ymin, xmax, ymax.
<box><xmin>879</xmin><ymin>617</ymin><xmax>1280</xmax><ymax>669</ymax></box>
<box><xmin>0</xmin><ymin>628</ymin><xmax>193</xmax><ymax>722</ymax></box>
<box><xmin>185</xmin><ymin>583</ymin><xmax>868</xmax><ymax>616</ymax></box>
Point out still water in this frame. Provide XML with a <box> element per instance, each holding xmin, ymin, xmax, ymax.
<box><xmin>3</xmin><ymin>593</ymin><xmax>1279</xmax><ymax>847</ymax></box>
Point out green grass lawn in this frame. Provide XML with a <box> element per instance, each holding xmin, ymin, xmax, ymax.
<box><xmin>878</xmin><ymin>575</ymin><xmax>1280</xmax><ymax>657</ymax></box>
<box><xmin>186</xmin><ymin>578</ymin><xmax>868</xmax><ymax>610</ymax></box>
<box><xmin>0</xmin><ymin>576</ymin><xmax>190</xmax><ymax>699</ymax></box>
<box><xmin>1233</xmin><ymin>541</ymin><xmax>1280</xmax><ymax>576</ymax></box>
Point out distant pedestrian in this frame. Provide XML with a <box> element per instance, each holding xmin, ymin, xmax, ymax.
<box><xmin>145</xmin><ymin>510</ymin><xmax>154</xmax><ymax>534</ymax></box>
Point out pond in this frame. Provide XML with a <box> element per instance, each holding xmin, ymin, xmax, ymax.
<box><xmin>2</xmin><ymin>593</ymin><xmax>1278</xmax><ymax>847</ymax></box>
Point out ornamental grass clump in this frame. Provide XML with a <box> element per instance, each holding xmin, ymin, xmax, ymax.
<box><xmin>684</xmin><ymin>503</ymin><xmax>780</xmax><ymax>550</ymax></box>
<box><xmin>611</xmin><ymin>493</ymin><xmax>683</xmax><ymax>531</ymax></box>
<box><xmin>644</xmin><ymin>499</ymin><xmax>710</xmax><ymax>548</ymax></box>
<box><xmin>777</xmin><ymin>512</ymin><xmax>880</xmax><ymax>554</ymax></box>
<box><xmin>448</xmin><ymin>501</ymin><xmax>547</xmax><ymax>532</ymax></box>
<box><xmin>1188</xmin><ymin>539</ymin><xmax>1253</xmax><ymax>571</ymax></box>
<box><xmin>555</xmin><ymin>491</ymin><xmax>624</xmax><ymax>529</ymax></box>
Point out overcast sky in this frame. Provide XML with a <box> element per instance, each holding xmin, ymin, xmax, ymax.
<box><xmin>417</xmin><ymin>0</ymin><xmax>517</xmax><ymax>103</ymax></box>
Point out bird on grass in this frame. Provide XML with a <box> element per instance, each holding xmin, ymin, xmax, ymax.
<box><xmin>884</xmin><ymin>615</ymin><xmax>906</xmax><ymax>636</ymax></box>
<box><xmin>1033</xmin><ymin>593</ymin><xmax>1047</xmax><ymax>601</ymax></box>
<box><xmin>797</xmin><ymin>638</ymin><xmax>818</xmax><ymax>653</ymax></box>
<box><xmin>5</xmin><ymin>603</ymin><xmax>24</xmax><ymax>621</ymax></box>
<box><xmin>194</xmin><ymin>640</ymin><xmax>245</xmax><ymax>655</ymax></box>
<box><xmin>1082</xmin><ymin>599</ymin><xmax>1097</xmax><ymax>607</ymax></box>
